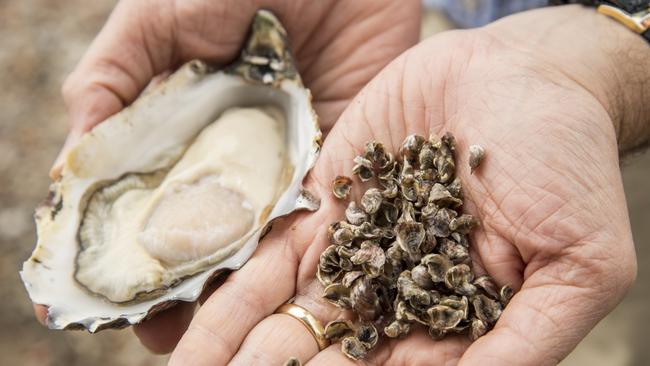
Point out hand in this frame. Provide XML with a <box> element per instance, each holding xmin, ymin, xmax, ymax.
<box><xmin>46</xmin><ymin>0</ymin><xmax>421</xmax><ymax>180</ymax></box>
<box><xmin>36</xmin><ymin>0</ymin><xmax>420</xmax><ymax>349</ymax></box>
<box><xmin>161</xmin><ymin>5</ymin><xmax>650</xmax><ymax>365</ymax></box>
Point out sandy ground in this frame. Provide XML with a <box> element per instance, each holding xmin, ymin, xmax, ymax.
<box><xmin>0</xmin><ymin>2</ymin><xmax>648</xmax><ymax>365</ymax></box>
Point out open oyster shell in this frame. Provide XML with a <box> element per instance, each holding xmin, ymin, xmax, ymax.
<box><xmin>21</xmin><ymin>10</ymin><xmax>321</xmax><ymax>332</ymax></box>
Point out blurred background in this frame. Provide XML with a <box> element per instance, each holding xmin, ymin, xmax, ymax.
<box><xmin>1</xmin><ymin>1</ymin><xmax>648</xmax><ymax>365</ymax></box>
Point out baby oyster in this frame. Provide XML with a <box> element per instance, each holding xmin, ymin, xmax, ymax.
<box><xmin>21</xmin><ymin>10</ymin><xmax>321</xmax><ymax>331</ymax></box>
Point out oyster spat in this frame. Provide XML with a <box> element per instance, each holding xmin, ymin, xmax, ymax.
<box><xmin>21</xmin><ymin>10</ymin><xmax>321</xmax><ymax>332</ymax></box>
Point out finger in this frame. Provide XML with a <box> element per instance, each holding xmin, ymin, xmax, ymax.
<box><xmin>232</xmin><ymin>313</ymin><xmax>326</xmax><ymax>366</ymax></box>
<box><xmin>33</xmin><ymin>304</ymin><xmax>48</xmax><ymax>326</ymax></box>
<box><xmin>292</xmin><ymin>0</ymin><xmax>421</xmax><ymax>129</ymax></box>
<box><xmin>307</xmin><ymin>330</ymin><xmax>470</xmax><ymax>366</ymax></box>
<box><xmin>226</xmin><ymin>194</ymin><xmax>348</xmax><ymax>365</ymax></box>
<box><xmin>132</xmin><ymin>268</ymin><xmax>228</xmax><ymax>354</ymax></box>
<box><xmin>49</xmin><ymin>129</ymin><xmax>83</xmax><ymax>179</ymax></box>
<box><xmin>459</xmin><ymin>257</ymin><xmax>636</xmax><ymax>366</ymax></box>
<box><xmin>61</xmin><ymin>0</ymin><xmax>250</xmax><ymax>129</ymax></box>
<box><xmin>133</xmin><ymin>301</ymin><xmax>195</xmax><ymax>354</ymax></box>
<box><xmin>51</xmin><ymin>0</ymin><xmax>259</xmax><ymax>179</ymax></box>
<box><xmin>228</xmin><ymin>284</ymin><xmax>347</xmax><ymax>366</ymax></box>
<box><xmin>61</xmin><ymin>1</ymin><xmax>173</xmax><ymax>131</ymax></box>
<box><xmin>305</xmin><ymin>344</ymin><xmax>357</xmax><ymax>366</ymax></box>
<box><xmin>167</xmin><ymin>216</ymin><xmax>304</xmax><ymax>366</ymax></box>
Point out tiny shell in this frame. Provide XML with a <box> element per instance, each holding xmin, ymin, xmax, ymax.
<box><xmin>469</xmin><ymin>318</ymin><xmax>488</xmax><ymax>341</ymax></box>
<box><xmin>352</xmin><ymin>156</ymin><xmax>374</xmax><ymax>181</ymax></box>
<box><xmin>357</xmin><ymin>323</ymin><xmax>379</xmax><ymax>348</ymax></box>
<box><xmin>341</xmin><ymin>336</ymin><xmax>368</xmax><ymax>360</ymax></box>
<box><xmin>500</xmin><ymin>284</ymin><xmax>514</xmax><ymax>305</ymax></box>
<box><xmin>283</xmin><ymin>357</ymin><xmax>302</xmax><ymax>366</ymax></box>
<box><xmin>360</xmin><ymin>188</ymin><xmax>383</xmax><ymax>215</ymax></box>
<box><xmin>384</xmin><ymin>320</ymin><xmax>411</xmax><ymax>338</ymax></box>
<box><xmin>324</xmin><ymin>319</ymin><xmax>356</xmax><ymax>341</ymax></box>
<box><xmin>332</xmin><ymin>175</ymin><xmax>353</xmax><ymax>199</ymax></box>
<box><xmin>469</xmin><ymin>144</ymin><xmax>485</xmax><ymax>173</ymax></box>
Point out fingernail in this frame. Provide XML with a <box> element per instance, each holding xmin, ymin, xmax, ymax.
<box><xmin>49</xmin><ymin>129</ymin><xmax>82</xmax><ymax>180</ymax></box>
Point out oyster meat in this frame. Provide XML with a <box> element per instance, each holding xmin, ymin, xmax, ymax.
<box><xmin>21</xmin><ymin>10</ymin><xmax>321</xmax><ymax>331</ymax></box>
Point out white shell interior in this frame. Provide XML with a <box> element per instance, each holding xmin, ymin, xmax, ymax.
<box><xmin>76</xmin><ymin>107</ymin><xmax>288</xmax><ymax>303</ymax></box>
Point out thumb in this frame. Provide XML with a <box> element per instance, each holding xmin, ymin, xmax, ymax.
<box><xmin>51</xmin><ymin>0</ymin><xmax>172</xmax><ymax>178</ymax></box>
<box><xmin>50</xmin><ymin>0</ymin><xmax>260</xmax><ymax>179</ymax></box>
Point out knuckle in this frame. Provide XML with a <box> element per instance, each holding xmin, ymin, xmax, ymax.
<box><xmin>60</xmin><ymin>72</ymin><xmax>79</xmax><ymax>102</ymax></box>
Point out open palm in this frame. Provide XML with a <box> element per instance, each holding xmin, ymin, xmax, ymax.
<box><xmin>163</xmin><ymin>10</ymin><xmax>637</xmax><ymax>366</ymax></box>
<box><xmin>306</xmin><ymin>32</ymin><xmax>636</xmax><ymax>366</ymax></box>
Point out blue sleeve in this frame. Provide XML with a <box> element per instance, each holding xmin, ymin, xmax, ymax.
<box><xmin>423</xmin><ymin>0</ymin><xmax>548</xmax><ymax>28</ymax></box>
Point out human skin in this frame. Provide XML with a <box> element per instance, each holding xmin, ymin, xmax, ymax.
<box><xmin>37</xmin><ymin>2</ymin><xmax>650</xmax><ymax>366</ymax></box>
<box><xmin>36</xmin><ymin>0</ymin><xmax>420</xmax><ymax>351</ymax></box>
<box><xmin>164</xmin><ymin>6</ymin><xmax>649</xmax><ymax>366</ymax></box>
<box><xmin>45</xmin><ymin>0</ymin><xmax>421</xmax><ymax>179</ymax></box>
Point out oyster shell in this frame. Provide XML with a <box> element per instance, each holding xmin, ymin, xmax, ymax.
<box><xmin>21</xmin><ymin>10</ymin><xmax>321</xmax><ymax>331</ymax></box>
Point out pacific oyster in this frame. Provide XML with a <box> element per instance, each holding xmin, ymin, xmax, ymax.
<box><xmin>21</xmin><ymin>10</ymin><xmax>321</xmax><ymax>332</ymax></box>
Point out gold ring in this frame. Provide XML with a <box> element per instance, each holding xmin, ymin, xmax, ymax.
<box><xmin>275</xmin><ymin>303</ymin><xmax>330</xmax><ymax>351</ymax></box>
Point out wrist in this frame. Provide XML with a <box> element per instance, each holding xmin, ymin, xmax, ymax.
<box><xmin>483</xmin><ymin>5</ymin><xmax>650</xmax><ymax>153</ymax></box>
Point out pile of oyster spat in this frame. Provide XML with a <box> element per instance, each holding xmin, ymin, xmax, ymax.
<box><xmin>318</xmin><ymin>133</ymin><xmax>512</xmax><ymax>360</ymax></box>
<box><xmin>21</xmin><ymin>10</ymin><xmax>321</xmax><ymax>332</ymax></box>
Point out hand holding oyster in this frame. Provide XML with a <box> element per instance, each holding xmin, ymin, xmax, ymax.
<box><xmin>21</xmin><ymin>10</ymin><xmax>321</xmax><ymax>331</ymax></box>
